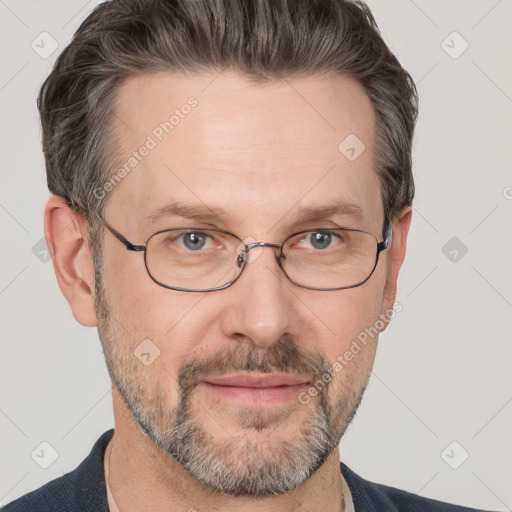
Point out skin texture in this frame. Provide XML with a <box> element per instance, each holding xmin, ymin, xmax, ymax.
<box><xmin>44</xmin><ymin>71</ymin><xmax>412</xmax><ymax>512</ymax></box>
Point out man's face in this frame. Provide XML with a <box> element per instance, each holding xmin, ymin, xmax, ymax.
<box><xmin>95</xmin><ymin>71</ymin><xmax>393</xmax><ymax>497</ymax></box>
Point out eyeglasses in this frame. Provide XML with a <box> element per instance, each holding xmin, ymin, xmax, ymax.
<box><xmin>94</xmin><ymin>213</ymin><xmax>393</xmax><ymax>292</ymax></box>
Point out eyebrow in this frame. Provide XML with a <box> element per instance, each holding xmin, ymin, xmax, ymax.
<box><xmin>145</xmin><ymin>200</ymin><xmax>365</xmax><ymax>229</ymax></box>
<box><xmin>145</xmin><ymin>202</ymin><xmax>229</xmax><ymax>228</ymax></box>
<box><xmin>291</xmin><ymin>203</ymin><xmax>365</xmax><ymax>226</ymax></box>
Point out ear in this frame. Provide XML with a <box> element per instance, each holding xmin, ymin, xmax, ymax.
<box><xmin>379</xmin><ymin>207</ymin><xmax>412</xmax><ymax>332</ymax></box>
<box><xmin>44</xmin><ymin>195</ymin><xmax>98</xmax><ymax>327</ymax></box>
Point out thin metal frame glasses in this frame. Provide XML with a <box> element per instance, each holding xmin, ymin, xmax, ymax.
<box><xmin>94</xmin><ymin>213</ymin><xmax>393</xmax><ymax>293</ymax></box>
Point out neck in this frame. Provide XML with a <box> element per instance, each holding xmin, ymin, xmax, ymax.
<box><xmin>106</xmin><ymin>389</ymin><xmax>345</xmax><ymax>512</ymax></box>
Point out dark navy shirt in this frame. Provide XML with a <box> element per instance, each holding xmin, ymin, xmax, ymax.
<box><xmin>1</xmin><ymin>429</ymin><xmax>497</xmax><ymax>511</ymax></box>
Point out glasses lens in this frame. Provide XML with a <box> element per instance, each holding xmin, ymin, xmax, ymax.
<box><xmin>145</xmin><ymin>229</ymin><xmax>242</xmax><ymax>291</ymax></box>
<box><xmin>281</xmin><ymin>229</ymin><xmax>378</xmax><ymax>289</ymax></box>
<box><xmin>144</xmin><ymin>228</ymin><xmax>378</xmax><ymax>291</ymax></box>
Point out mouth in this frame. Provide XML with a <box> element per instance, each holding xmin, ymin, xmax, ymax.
<box><xmin>202</xmin><ymin>373</ymin><xmax>311</xmax><ymax>405</ymax></box>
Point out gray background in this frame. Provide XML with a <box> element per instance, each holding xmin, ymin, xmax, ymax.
<box><xmin>1</xmin><ymin>0</ymin><xmax>511</xmax><ymax>509</ymax></box>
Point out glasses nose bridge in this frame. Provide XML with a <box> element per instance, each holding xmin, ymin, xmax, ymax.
<box><xmin>246</xmin><ymin>241</ymin><xmax>281</xmax><ymax>251</ymax></box>
<box><xmin>246</xmin><ymin>241</ymin><xmax>282</xmax><ymax>257</ymax></box>
<box><xmin>238</xmin><ymin>241</ymin><xmax>283</xmax><ymax>267</ymax></box>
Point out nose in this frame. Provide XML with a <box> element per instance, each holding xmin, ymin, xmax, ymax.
<box><xmin>221</xmin><ymin>243</ymin><xmax>295</xmax><ymax>349</ymax></box>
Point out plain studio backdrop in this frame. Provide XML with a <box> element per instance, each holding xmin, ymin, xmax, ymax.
<box><xmin>0</xmin><ymin>0</ymin><xmax>511</xmax><ymax>509</ymax></box>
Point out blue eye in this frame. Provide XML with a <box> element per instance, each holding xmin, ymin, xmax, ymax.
<box><xmin>302</xmin><ymin>231</ymin><xmax>341</xmax><ymax>250</ymax></box>
<box><xmin>310</xmin><ymin>232</ymin><xmax>331</xmax><ymax>249</ymax></box>
<box><xmin>180</xmin><ymin>232</ymin><xmax>209</xmax><ymax>251</ymax></box>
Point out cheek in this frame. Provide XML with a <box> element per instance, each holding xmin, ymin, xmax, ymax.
<box><xmin>103</xmin><ymin>258</ymin><xmax>220</xmax><ymax>368</ymax></box>
<box><xmin>317</xmin><ymin>287</ymin><xmax>383</xmax><ymax>402</ymax></box>
<box><xmin>312</xmin><ymin>279</ymin><xmax>384</xmax><ymax>353</ymax></box>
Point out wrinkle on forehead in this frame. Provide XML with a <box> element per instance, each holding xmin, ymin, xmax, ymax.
<box><xmin>105</xmin><ymin>71</ymin><xmax>382</xmax><ymax>238</ymax></box>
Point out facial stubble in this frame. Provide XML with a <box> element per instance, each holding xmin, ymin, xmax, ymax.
<box><xmin>94</xmin><ymin>263</ymin><xmax>373</xmax><ymax>497</ymax></box>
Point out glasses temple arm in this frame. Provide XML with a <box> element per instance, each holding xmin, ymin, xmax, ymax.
<box><xmin>377</xmin><ymin>222</ymin><xmax>394</xmax><ymax>252</ymax></box>
<box><xmin>93</xmin><ymin>212</ymin><xmax>145</xmax><ymax>251</ymax></box>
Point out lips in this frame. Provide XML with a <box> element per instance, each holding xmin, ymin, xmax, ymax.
<box><xmin>204</xmin><ymin>373</ymin><xmax>310</xmax><ymax>388</ymax></box>
<box><xmin>201</xmin><ymin>373</ymin><xmax>311</xmax><ymax>405</ymax></box>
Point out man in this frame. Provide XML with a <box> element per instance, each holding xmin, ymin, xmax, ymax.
<box><xmin>1</xmin><ymin>0</ymin><xmax>498</xmax><ymax>511</ymax></box>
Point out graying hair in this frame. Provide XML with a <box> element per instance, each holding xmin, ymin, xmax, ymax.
<box><xmin>38</xmin><ymin>0</ymin><xmax>418</xmax><ymax>259</ymax></box>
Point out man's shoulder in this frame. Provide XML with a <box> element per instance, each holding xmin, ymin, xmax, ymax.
<box><xmin>340</xmin><ymin>462</ymin><xmax>498</xmax><ymax>512</ymax></box>
<box><xmin>370</xmin><ymin>481</ymin><xmax>492</xmax><ymax>512</ymax></box>
<box><xmin>1</xmin><ymin>470</ymin><xmax>83</xmax><ymax>512</ymax></box>
<box><xmin>1</xmin><ymin>429</ymin><xmax>113</xmax><ymax>512</ymax></box>
<box><xmin>2</xmin><ymin>436</ymin><xmax>498</xmax><ymax>512</ymax></box>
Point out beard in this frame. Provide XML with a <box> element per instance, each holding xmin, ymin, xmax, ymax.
<box><xmin>94</xmin><ymin>263</ymin><xmax>372</xmax><ymax>498</ymax></box>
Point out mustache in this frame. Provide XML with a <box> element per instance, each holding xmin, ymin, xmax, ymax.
<box><xmin>177</xmin><ymin>335</ymin><xmax>330</xmax><ymax>393</ymax></box>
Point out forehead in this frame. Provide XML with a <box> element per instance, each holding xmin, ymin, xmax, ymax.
<box><xmin>107</xmin><ymin>71</ymin><xmax>382</xmax><ymax>236</ymax></box>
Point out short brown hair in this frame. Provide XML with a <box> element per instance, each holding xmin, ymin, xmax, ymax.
<box><xmin>38</xmin><ymin>0</ymin><xmax>418</xmax><ymax>257</ymax></box>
